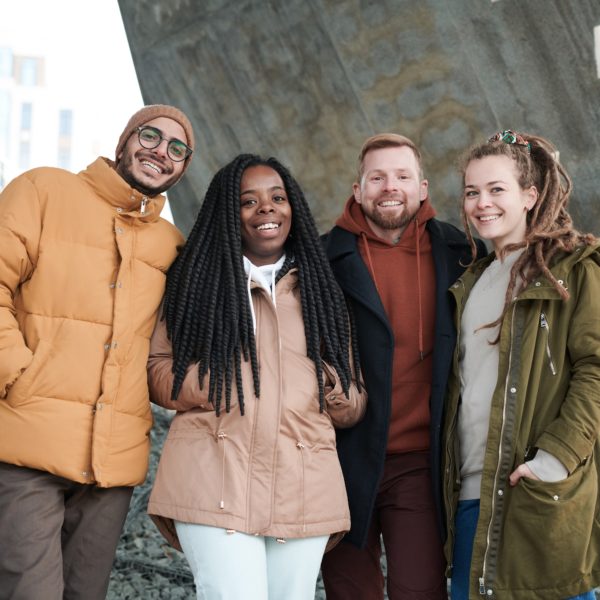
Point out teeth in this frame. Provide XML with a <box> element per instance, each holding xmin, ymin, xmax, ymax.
<box><xmin>479</xmin><ymin>215</ymin><xmax>499</xmax><ymax>222</ymax></box>
<box><xmin>380</xmin><ymin>201</ymin><xmax>401</xmax><ymax>207</ymax></box>
<box><xmin>257</xmin><ymin>223</ymin><xmax>279</xmax><ymax>230</ymax></box>
<box><xmin>141</xmin><ymin>161</ymin><xmax>162</xmax><ymax>174</ymax></box>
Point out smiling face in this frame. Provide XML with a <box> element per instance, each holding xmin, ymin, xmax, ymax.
<box><xmin>239</xmin><ymin>165</ymin><xmax>292</xmax><ymax>266</ymax></box>
<box><xmin>353</xmin><ymin>145</ymin><xmax>428</xmax><ymax>243</ymax></box>
<box><xmin>115</xmin><ymin>116</ymin><xmax>188</xmax><ymax>196</ymax></box>
<box><xmin>463</xmin><ymin>155</ymin><xmax>538</xmax><ymax>253</ymax></box>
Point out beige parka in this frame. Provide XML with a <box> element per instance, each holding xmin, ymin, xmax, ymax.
<box><xmin>147</xmin><ymin>269</ymin><xmax>367</xmax><ymax>549</ymax></box>
<box><xmin>0</xmin><ymin>158</ymin><xmax>183</xmax><ymax>487</ymax></box>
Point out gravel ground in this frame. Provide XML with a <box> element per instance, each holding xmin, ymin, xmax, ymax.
<box><xmin>107</xmin><ymin>406</ymin><xmax>598</xmax><ymax>599</ymax></box>
<box><xmin>106</xmin><ymin>406</ymin><xmax>345</xmax><ymax>599</ymax></box>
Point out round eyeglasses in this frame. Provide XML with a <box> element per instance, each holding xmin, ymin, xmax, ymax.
<box><xmin>135</xmin><ymin>126</ymin><xmax>193</xmax><ymax>162</ymax></box>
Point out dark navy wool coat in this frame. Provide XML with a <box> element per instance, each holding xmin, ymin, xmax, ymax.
<box><xmin>324</xmin><ymin>219</ymin><xmax>487</xmax><ymax>548</ymax></box>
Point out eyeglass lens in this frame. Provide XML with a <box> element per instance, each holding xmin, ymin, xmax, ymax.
<box><xmin>138</xmin><ymin>127</ymin><xmax>190</xmax><ymax>161</ymax></box>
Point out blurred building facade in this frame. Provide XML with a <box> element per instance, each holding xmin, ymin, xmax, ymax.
<box><xmin>0</xmin><ymin>47</ymin><xmax>76</xmax><ymax>189</ymax></box>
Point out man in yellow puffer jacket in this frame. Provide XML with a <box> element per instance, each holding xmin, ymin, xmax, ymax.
<box><xmin>0</xmin><ymin>104</ymin><xmax>195</xmax><ymax>600</ymax></box>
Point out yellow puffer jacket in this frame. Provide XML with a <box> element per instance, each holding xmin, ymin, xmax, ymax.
<box><xmin>0</xmin><ymin>157</ymin><xmax>183</xmax><ymax>487</ymax></box>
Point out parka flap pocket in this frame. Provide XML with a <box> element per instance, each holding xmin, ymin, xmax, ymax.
<box><xmin>499</xmin><ymin>459</ymin><xmax>597</xmax><ymax>589</ymax></box>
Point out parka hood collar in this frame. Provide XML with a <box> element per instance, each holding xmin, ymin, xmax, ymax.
<box><xmin>78</xmin><ymin>157</ymin><xmax>166</xmax><ymax>221</ymax></box>
<box><xmin>455</xmin><ymin>242</ymin><xmax>600</xmax><ymax>300</ymax></box>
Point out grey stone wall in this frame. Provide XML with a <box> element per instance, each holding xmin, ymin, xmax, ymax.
<box><xmin>118</xmin><ymin>0</ymin><xmax>600</xmax><ymax>237</ymax></box>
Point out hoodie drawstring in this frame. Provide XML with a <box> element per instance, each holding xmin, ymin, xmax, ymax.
<box><xmin>414</xmin><ymin>218</ymin><xmax>424</xmax><ymax>361</ymax></box>
<box><xmin>243</xmin><ymin>255</ymin><xmax>285</xmax><ymax>334</ymax></box>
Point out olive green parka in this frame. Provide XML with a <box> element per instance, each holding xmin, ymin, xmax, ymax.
<box><xmin>443</xmin><ymin>243</ymin><xmax>600</xmax><ymax>599</ymax></box>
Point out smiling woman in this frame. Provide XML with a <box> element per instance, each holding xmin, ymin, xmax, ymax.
<box><xmin>145</xmin><ymin>153</ymin><xmax>366</xmax><ymax>600</ymax></box>
<box><xmin>239</xmin><ymin>164</ymin><xmax>292</xmax><ymax>266</ymax></box>
<box><xmin>443</xmin><ymin>131</ymin><xmax>600</xmax><ymax>600</ymax></box>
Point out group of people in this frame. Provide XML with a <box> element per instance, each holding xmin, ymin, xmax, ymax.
<box><xmin>0</xmin><ymin>103</ymin><xmax>598</xmax><ymax>600</ymax></box>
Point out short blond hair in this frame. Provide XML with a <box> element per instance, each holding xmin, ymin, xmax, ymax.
<box><xmin>356</xmin><ymin>133</ymin><xmax>423</xmax><ymax>181</ymax></box>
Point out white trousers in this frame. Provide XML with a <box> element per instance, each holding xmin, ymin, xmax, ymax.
<box><xmin>175</xmin><ymin>521</ymin><xmax>328</xmax><ymax>600</ymax></box>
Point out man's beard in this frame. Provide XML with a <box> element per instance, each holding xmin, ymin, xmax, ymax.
<box><xmin>116</xmin><ymin>151</ymin><xmax>179</xmax><ymax>197</ymax></box>
<box><xmin>363</xmin><ymin>195</ymin><xmax>416</xmax><ymax>231</ymax></box>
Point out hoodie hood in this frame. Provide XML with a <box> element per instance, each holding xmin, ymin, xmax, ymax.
<box><xmin>335</xmin><ymin>194</ymin><xmax>437</xmax><ymax>247</ymax></box>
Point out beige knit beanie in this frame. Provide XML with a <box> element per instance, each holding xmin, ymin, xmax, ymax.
<box><xmin>115</xmin><ymin>104</ymin><xmax>195</xmax><ymax>171</ymax></box>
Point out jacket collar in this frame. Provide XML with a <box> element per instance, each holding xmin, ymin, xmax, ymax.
<box><xmin>78</xmin><ymin>157</ymin><xmax>167</xmax><ymax>222</ymax></box>
<box><xmin>456</xmin><ymin>243</ymin><xmax>600</xmax><ymax>302</ymax></box>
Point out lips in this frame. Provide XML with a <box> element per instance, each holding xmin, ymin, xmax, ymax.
<box><xmin>256</xmin><ymin>222</ymin><xmax>280</xmax><ymax>230</ymax></box>
<box><xmin>137</xmin><ymin>151</ymin><xmax>170</xmax><ymax>176</ymax></box>
<box><xmin>141</xmin><ymin>160</ymin><xmax>163</xmax><ymax>174</ymax></box>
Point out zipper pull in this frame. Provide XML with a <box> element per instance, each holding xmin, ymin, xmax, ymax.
<box><xmin>479</xmin><ymin>577</ymin><xmax>486</xmax><ymax>595</ymax></box>
<box><xmin>540</xmin><ymin>312</ymin><xmax>548</xmax><ymax>329</ymax></box>
<box><xmin>140</xmin><ymin>197</ymin><xmax>148</xmax><ymax>215</ymax></box>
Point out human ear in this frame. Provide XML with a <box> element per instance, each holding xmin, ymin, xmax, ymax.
<box><xmin>352</xmin><ymin>182</ymin><xmax>362</xmax><ymax>204</ymax></box>
<box><xmin>525</xmin><ymin>186</ymin><xmax>539</xmax><ymax>211</ymax></box>
<box><xmin>419</xmin><ymin>179</ymin><xmax>429</xmax><ymax>201</ymax></box>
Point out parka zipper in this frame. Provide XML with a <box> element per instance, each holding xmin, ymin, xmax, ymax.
<box><xmin>217</xmin><ymin>431</ymin><xmax>227</xmax><ymax>509</ymax></box>
<box><xmin>539</xmin><ymin>312</ymin><xmax>557</xmax><ymax>375</ymax></box>
<box><xmin>445</xmin><ymin>278</ymin><xmax>467</xmax><ymax>569</ymax></box>
<box><xmin>480</xmin><ymin>302</ymin><xmax>517</xmax><ymax>596</ymax></box>
<box><xmin>140</xmin><ymin>197</ymin><xmax>148</xmax><ymax>215</ymax></box>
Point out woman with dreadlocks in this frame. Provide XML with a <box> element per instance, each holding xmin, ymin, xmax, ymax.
<box><xmin>442</xmin><ymin>131</ymin><xmax>600</xmax><ymax>600</ymax></box>
<box><xmin>146</xmin><ymin>154</ymin><xmax>366</xmax><ymax>600</ymax></box>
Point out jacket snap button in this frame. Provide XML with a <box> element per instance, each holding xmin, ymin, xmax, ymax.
<box><xmin>553</xmin><ymin>495</ymin><xmax>559</xmax><ymax>501</ymax></box>
<box><xmin>535</xmin><ymin>281</ymin><xmax>541</xmax><ymax>287</ymax></box>
<box><xmin>116</xmin><ymin>207</ymin><xmax>123</xmax><ymax>213</ymax></box>
<box><xmin>497</xmin><ymin>489</ymin><xmax>503</xmax><ymax>496</ymax></box>
<box><xmin>115</xmin><ymin>227</ymin><xmax>123</xmax><ymax>234</ymax></box>
<box><xmin>104</xmin><ymin>343</ymin><xmax>110</xmax><ymax>350</ymax></box>
<box><xmin>510</xmin><ymin>387</ymin><xmax>517</xmax><ymax>393</ymax></box>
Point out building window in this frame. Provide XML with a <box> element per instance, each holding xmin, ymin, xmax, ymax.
<box><xmin>58</xmin><ymin>109</ymin><xmax>73</xmax><ymax>137</ymax></box>
<box><xmin>21</xmin><ymin>103</ymin><xmax>32</xmax><ymax>130</ymax></box>
<box><xmin>15</xmin><ymin>56</ymin><xmax>43</xmax><ymax>86</ymax></box>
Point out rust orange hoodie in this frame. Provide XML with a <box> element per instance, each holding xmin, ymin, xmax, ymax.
<box><xmin>336</xmin><ymin>196</ymin><xmax>437</xmax><ymax>454</ymax></box>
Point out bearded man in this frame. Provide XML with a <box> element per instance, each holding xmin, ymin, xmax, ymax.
<box><xmin>0</xmin><ymin>105</ymin><xmax>194</xmax><ymax>600</ymax></box>
<box><xmin>321</xmin><ymin>133</ymin><xmax>486</xmax><ymax>600</ymax></box>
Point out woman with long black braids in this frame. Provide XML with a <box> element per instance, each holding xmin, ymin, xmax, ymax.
<box><xmin>147</xmin><ymin>154</ymin><xmax>366</xmax><ymax>600</ymax></box>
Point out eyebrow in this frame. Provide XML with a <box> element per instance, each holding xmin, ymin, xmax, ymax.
<box><xmin>145</xmin><ymin>125</ymin><xmax>187</xmax><ymax>146</ymax></box>
<box><xmin>240</xmin><ymin>185</ymin><xmax>286</xmax><ymax>195</ymax></box>
<box><xmin>464</xmin><ymin>180</ymin><xmax>507</xmax><ymax>189</ymax></box>
<box><xmin>368</xmin><ymin>168</ymin><xmax>411</xmax><ymax>175</ymax></box>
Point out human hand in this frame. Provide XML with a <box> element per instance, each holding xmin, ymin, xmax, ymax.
<box><xmin>509</xmin><ymin>463</ymin><xmax>540</xmax><ymax>486</ymax></box>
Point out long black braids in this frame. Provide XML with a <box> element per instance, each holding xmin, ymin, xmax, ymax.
<box><xmin>162</xmin><ymin>153</ymin><xmax>361</xmax><ymax>415</ymax></box>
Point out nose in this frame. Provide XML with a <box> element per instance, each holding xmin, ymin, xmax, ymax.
<box><xmin>476</xmin><ymin>192</ymin><xmax>492</xmax><ymax>208</ymax></box>
<box><xmin>151</xmin><ymin>139</ymin><xmax>169</xmax><ymax>158</ymax></box>
<box><xmin>257</xmin><ymin>199</ymin><xmax>275</xmax><ymax>213</ymax></box>
<box><xmin>382</xmin><ymin>176</ymin><xmax>398</xmax><ymax>192</ymax></box>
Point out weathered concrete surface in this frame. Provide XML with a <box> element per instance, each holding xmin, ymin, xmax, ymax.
<box><xmin>118</xmin><ymin>0</ymin><xmax>599</xmax><ymax>237</ymax></box>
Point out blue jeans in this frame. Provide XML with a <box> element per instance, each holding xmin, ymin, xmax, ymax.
<box><xmin>451</xmin><ymin>499</ymin><xmax>596</xmax><ymax>600</ymax></box>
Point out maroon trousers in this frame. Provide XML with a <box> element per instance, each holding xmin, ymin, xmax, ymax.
<box><xmin>0</xmin><ymin>462</ymin><xmax>133</xmax><ymax>600</ymax></box>
<box><xmin>321</xmin><ymin>451</ymin><xmax>448</xmax><ymax>600</ymax></box>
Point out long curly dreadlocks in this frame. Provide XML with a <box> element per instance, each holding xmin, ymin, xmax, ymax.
<box><xmin>162</xmin><ymin>154</ymin><xmax>361</xmax><ymax>415</ymax></box>
<box><xmin>460</xmin><ymin>131</ymin><xmax>597</xmax><ymax>333</ymax></box>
